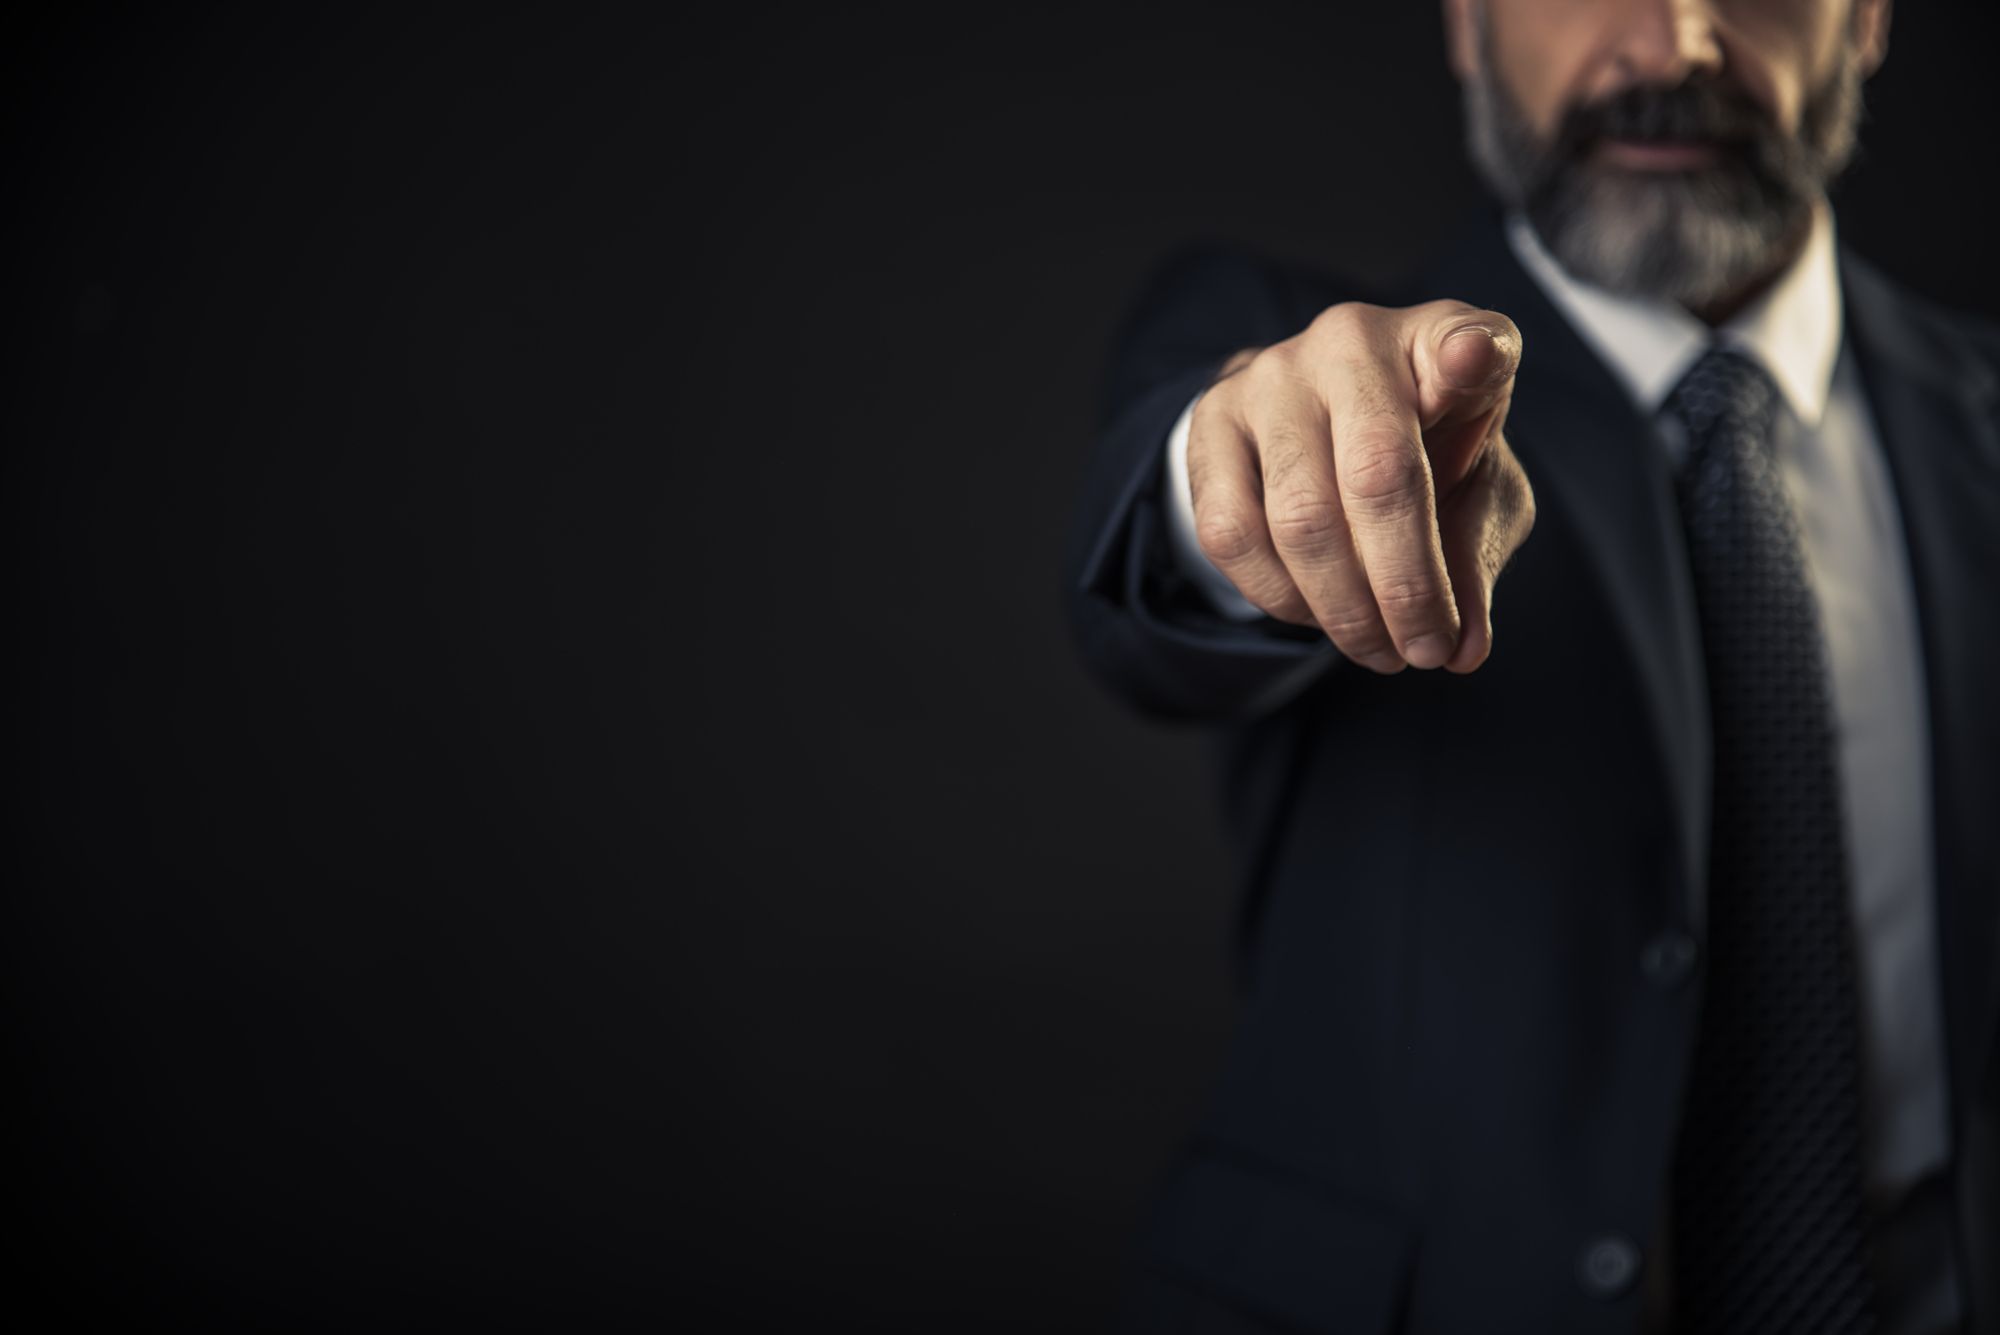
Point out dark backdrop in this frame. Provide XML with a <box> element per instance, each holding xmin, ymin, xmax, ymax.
<box><xmin>6</xmin><ymin>3</ymin><xmax>1996</xmax><ymax>1330</ymax></box>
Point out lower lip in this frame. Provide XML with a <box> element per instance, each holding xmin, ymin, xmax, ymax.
<box><xmin>1597</xmin><ymin>139</ymin><xmax>1722</xmax><ymax>171</ymax></box>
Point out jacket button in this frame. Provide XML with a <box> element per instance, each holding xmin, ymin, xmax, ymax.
<box><xmin>1639</xmin><ymin>930</ymin><xmax>1698</xmax><ymax>987</ymax></box>
<box><xmin>1577</xmin><ymin>1234</ymin><xmax>1641</xmax><ymax>1298</ymax></box>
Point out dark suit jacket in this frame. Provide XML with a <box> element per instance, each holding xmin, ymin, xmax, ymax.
<box><xmin>1062</xmin><ymin>212</ymin><xmax>2000</xmax><ymax>1333</ymax></box>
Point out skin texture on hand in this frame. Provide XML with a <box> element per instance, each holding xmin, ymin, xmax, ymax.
<box><xmin>1185</xmin><ymin>300</ymin><xmax>1536</xmax><ymax>674</ymax></box>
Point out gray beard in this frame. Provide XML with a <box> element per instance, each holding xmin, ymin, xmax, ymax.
<box><xmin>1462</xmin><ymin>35</ymin><xmax>1864</xmax><ymax>311</ymax></box>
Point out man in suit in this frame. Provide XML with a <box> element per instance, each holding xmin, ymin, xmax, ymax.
<box><xmin>1063</xmin><ymin>0</ymin><xmax>1997</xmax><ymax>1330</ymax></box>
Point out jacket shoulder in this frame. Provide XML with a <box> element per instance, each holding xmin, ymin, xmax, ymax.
<box><xmin>1841</xmin><ymin>248</ymin><xmax>2000</xmax><ymax>394</ymax></box>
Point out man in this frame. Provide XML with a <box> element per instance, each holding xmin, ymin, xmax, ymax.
<box><xmin>1062</xmin><ymin>0</ymin><xmax>1997</xmax><ymax>1330</ymax></box>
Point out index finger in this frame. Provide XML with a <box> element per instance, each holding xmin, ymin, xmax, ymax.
<box><xmin>1406</xmin><ymin>301</ymin><xmax>1522</xmax><ymax>430</ymax></box>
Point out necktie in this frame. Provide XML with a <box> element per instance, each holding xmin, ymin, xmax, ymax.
<box><xmin>1665</xmin><ymin>345</ymin><xmax>1877</xmax><ymax>1332</ymax></box>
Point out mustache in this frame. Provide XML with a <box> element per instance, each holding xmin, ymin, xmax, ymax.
<box><xmin>1554</xmin><ymin>76</ymin><xmax>1776</xmax><ymax>155</ymax></box>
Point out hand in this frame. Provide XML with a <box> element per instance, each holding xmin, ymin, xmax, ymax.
<box><xmin>1186</xmin><ymin>300</ymin><xmax>1536</xmax><ymax>673</ymax></box>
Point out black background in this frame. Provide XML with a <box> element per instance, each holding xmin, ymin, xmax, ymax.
<box><xmin>6</xmin><ymin>3</ymin><xmax>1997</xmax><ymax>1329</ymax></box>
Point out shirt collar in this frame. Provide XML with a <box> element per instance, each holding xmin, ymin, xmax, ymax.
<box><xmin>1503</xmin><ymin>202</ymin><xmax>1842</xmax><ymax>428</ymax></box>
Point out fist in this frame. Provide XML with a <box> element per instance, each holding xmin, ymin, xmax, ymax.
<box><xmin>1187</xmin><ymin>300</ymin><xmax>1536</xmax><ymax>673</ymax></box>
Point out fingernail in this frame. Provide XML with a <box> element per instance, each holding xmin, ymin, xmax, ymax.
<box><xmin>1403</xmin><ymin>633</ymin><xmax>1457</xmax><ymax>669</ymax></box>
<box><xmin>1441</xmin><ymin>326</ymin><xmax>1510</xmax><ymax>388</ymax></box>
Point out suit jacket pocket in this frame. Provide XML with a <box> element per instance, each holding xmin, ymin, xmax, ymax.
<box><xmin>1137</xmin><ymin>1147</ymin><xmax>1415</xmax><ymax>1334</ymax></box>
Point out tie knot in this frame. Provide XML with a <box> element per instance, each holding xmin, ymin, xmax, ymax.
<box><xmin>1667</xmin><ymin>343</ymin><xmax>1782</xmax><ymax>446</ymax></box>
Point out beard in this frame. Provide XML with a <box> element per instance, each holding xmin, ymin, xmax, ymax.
<box><xmin>1462</xmin><ymin>19</ymin><xmax>1865</xmax><ymax>310</ymax></box>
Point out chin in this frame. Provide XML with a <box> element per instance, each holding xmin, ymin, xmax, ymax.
<box><xmin>1531</xmin><ymin>166</ymin><xmax>1806</xmax><ymax>309</ymax></box>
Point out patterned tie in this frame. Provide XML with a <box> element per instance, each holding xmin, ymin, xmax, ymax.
<box><xmin>1665</xmin><ymin>345</ymin><xmax>1877</xmax><ymax>1333</ymax></box>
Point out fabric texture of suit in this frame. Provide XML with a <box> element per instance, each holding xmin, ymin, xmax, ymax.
<box><xmin>1062</xmin><ymin>211</ymin><xmax>2000</xmax><ymax>1333</ymax></box>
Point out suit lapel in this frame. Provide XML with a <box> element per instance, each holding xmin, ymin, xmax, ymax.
<box><xmin>1425</xmin><ymin>219</ymin><xmax>1711</xmax><ymax>924</ymax></box>
<box><xmin>1424</xmin><ymin>226</ymin><xmax>2000</xmax><ymax>1104</ymax></box>
<box><xmin>1841</xmin><ymin>252</ymin><xmax>2000</xmax><ymax>1111</ymax></box>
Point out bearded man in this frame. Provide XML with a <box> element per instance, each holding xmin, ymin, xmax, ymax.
<box><xmin>1062</xmin><ymin>1</ymin><xmax>1998</xmax><ymax>1331</ymax></box>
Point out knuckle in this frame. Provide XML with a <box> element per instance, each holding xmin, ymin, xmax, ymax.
<box><xmin>1240</xmin><ymin>351</ymin><xmax>1313</xmax><ymax>407</ymax></box>
<box><xmin>1190</xmin><ymin>383</ymin><xmax>1233</xmax><ymax>433</ymax></box>
<box><xmin>1213</xmin><ymin>346</ymin><xmax>1262</xmax><ymax>383</ymax></box>
<box><xmin>1340</xmin><ymin>433</ymin><xmax>1428</xmax><ymax>510</ymax></box>
<box><xmin>1194</xmin><ymin>506</ymin><xmax>1263</xmax><ymax>565</ymax></box>
<box><xmin>1266</xmin><ymin>495</ymin><xmax>1345</xmax><ymax>548</ymax></box>
<box><xmin>1238</xmin><ymin>346</ymin><xmax>1283</xmax><ymax>388</ymax></box>
<box><xmin>1310</xmin><ymin>301</ymin><xmax>1378</xmax><ymax>345</ymax></box>
<box><xmin>1372</xmin><ymin>573</ymin><xmax>1449</xmax><ymax>617</ymax></box>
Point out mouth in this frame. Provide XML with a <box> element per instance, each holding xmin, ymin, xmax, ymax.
<box><xmin>1594</xmin><ymin>138</ymin><xmax>1725</xmax><ymax>171</ymax></box>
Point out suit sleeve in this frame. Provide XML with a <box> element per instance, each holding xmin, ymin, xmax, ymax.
<box><xmin>1060</xmin><ymin>243</ymin><xmax>1344</xmax><ymax>724</ymax></box>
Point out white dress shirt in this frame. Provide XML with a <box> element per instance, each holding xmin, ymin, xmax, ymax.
<box><xmin>1159</xmin><ymin>206</ymin><xmax>1956</xmax><ymax>1326</ymax></box>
